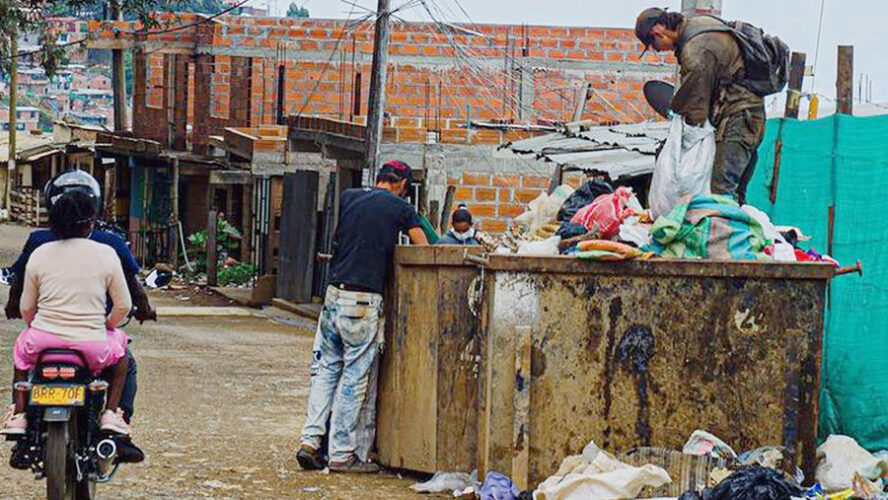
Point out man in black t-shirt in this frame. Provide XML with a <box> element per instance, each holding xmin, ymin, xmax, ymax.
<box><xmin>298</xmin><ymin>161</ymin><xmax>428</xmax><ymax>473</ymax></box>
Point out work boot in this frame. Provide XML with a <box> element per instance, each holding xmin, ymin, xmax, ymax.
<box><xmin>296</xmin><ymin>444</ymin><xmax>326</xmax><ymax>471</ymax></box>
<box><xmin>328</xmin><ymin>455</ymin><xmax>380</xmax><ymax>474</ymax></box>
<box><xmin>113</xmin><ymin>436</ymin><xmax>145</xmax><ymax>464</ymax></box>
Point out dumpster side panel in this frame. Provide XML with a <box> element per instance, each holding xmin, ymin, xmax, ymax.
<box><xmin>377</xmin><ymin>263</ymin><xmax>439</xmax><ymax>471</ymax></box>
<box><xmin>483</xmin><ymin>270</ymin><xmax>825</xmax><ymax>486</ymax></box>
<box><xmin>435</xmin><ymin>265</ymin><xmax>484</xmax><ymax>470</ymax></box>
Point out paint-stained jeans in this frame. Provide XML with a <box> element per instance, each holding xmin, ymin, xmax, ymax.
<box><xmin>300</xmin><ymin>286</ymin><xmax>383</xmax><ymax>463</ymax></box>
<box><xmin>712</xmin><ymin>106</ymin><xmax>766</xmax><ymax>205</ymax></box>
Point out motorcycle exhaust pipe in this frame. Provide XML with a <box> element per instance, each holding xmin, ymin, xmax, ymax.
<box><xmin>96</xmin><ymin>439</ymin><xmax>117</xmax><ymax>460</ymax></box>
<box><xmin>97</xmin><ymin>438</ymin><xmax>117</xmax><ymax>476</ymax></box>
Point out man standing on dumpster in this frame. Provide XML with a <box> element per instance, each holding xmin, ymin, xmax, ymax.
<box><xmin>634</xmin><ymin>8</ymin><xmax>767</xmax><ymax>204</ymax></box>
<box><xmin>297</xmin><ymin>160</ymin><xmax>428</xmax><ymax>473</ymax></box>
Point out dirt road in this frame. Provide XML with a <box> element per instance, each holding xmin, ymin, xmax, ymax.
<box><xmin>0</xmin><ymin>224</ymin><xmax>436</xmax><ymax>499</ymax></box>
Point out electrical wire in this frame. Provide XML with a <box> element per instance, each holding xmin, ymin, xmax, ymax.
<box><xmin>810</xmin><ymin>0</ymin><xmax>826</xmax><ymax>92</ymax></box>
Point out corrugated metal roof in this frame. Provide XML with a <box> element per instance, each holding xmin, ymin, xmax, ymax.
<box><xmin>0</xmin><ymin>133</ymin><xmax>59</xmax><ymax>162</ymax></box>
<box><xmin>503</xmin><ymin>121</ymin><xmax>669</xmax><ymax>180</ymax></box>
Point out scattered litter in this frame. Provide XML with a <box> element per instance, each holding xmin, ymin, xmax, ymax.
<box><xmin>534</xmin><ymin>441</ymin><xmax>671</xmax><ymax>500</ymax></box>
<box><xmin>558</xmin><ymin>179</ymin><xmax>614</xmax><ymax>222</ymax></box>
<box><xmin>682</xmin><ymin>430</ymin><xmax>738</xmax><ymax>460</ymax></box>
<box><xmin>481</xmin><ymin>471</ymin><xmax>520</xmax><ymax>500</ymax></box>
<box><xmin>514</xmin><ymin>185</ymin><xmax>575</xmax><ymax>235</ymax></box>
<box><xmin>200</xmin><ymin>480</ymin><xmax>241</xmax><ymax>490</ymax></box>
<box><xmin>679</xmin><ymin>466</ymin><xmax>801</xmax><ymax>500</ymax></box>
<box><xmin>410</xmin><ymin>471</ymin><xmax>476</xmax><ymax>494</ymax></box>
<box><xmin>517</xmin><ymin>236</ymin><xmax>561</xmax><ymax>256</ymax></box>
<box><xmin>816</xmin><ymin>435</ymin><xmax>888</xmax><ymax>492</ymax></box>
<box><xmin>570</xmin><ymin>186</ymin><xmax>638</xmax><ymax>239</ymax></box>
<box><xmin>302</xmin><ymin>487</ymin><xmax>321</xmax><ymax>493</ymax></box>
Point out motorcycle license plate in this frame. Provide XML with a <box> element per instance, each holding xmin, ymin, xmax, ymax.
<box><xmin>30</xmin><ymin>385</ymin><xmax>86</xmax><ymax>406</ymax></box>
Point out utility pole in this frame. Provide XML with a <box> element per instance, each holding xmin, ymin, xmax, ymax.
<box><xmin>784</xmin><ymin>52</ymin><xmax>807</xmax><ymax>119</ymax></box>
<box><xmin>681</xmin><ymin>0</ymin><xmax>722</xmax><ymax>16</ymax></box>
<box><xmin>837</xmin><ymin>46</ymin><xmax>853</xmax><ymax>115</ymax></box>
<box><xmin>5</xmin><ymin>31</ymin><xmax>18</xmax><ymax>210</ymax></box>
<box><xmin>364</xmin><ymin>0</ymin><xmax>392</xmax><ymax>182</ymax></box>
<box><xmin>110</xmin><ymin>0</ymin><xmax>127</xmax><ymax>131</ymax></box>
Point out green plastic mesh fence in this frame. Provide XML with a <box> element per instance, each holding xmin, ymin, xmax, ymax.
<box><xmin>747</xmin><ymin>113</ymin><xmax>888</xmax><ymax>450</ymax></box>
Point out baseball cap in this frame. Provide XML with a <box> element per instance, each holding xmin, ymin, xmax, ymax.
<box><xmin>635</xmin><ymin>7</ymin><xmax>668</xmax><ymax>55</ymax></box>
<box><xmin>377</xmin><ymin>160</ymin><xmax>414</xmax><ymax>185</ymax></box>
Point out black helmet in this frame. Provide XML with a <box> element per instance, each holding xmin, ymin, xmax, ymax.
<box><xmin>44</xmin><ymin>169</ymin><xmax>102</xmax><ymax>213</ymax></box>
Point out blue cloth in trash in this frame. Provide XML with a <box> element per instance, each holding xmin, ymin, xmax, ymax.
<box><xmin>481</xmin><ymin>471</ymin><xmax>519</xmax><ymax>500</ymax></box>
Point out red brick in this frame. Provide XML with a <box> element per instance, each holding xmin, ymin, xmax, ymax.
<box><xmin>498</xmin><ymin>204</ymin><xmax>525</xmax><ymax>218</ymax></box>
<box><xmin>492</xmin><ymin>174</ymin><xmax>520</xmax><ymax>187</ymax></box>
<box><xmin>453</xmin><ymin>187</ymin><xmax>473</xmax><ymax>202</ymax></box>
<box><xmin>466</xmin><ymin>204</ymin><xmax>496</xmax><ymax>217</ymax></box>
<box><xmin>481</xmin><ymin>219</ymin><xmax>508</xmax><ymax>234</ymax></box>
<box><xmin>522</xmin><ymin>175</ymin><xmax>550</xmax><ymax>188</ymax></box>
<box><xmin>475</xmin><ymin>188</ymin><xmax>497</xmax><ymax>202</ymax></box>
<box><xmin>514</xmin><ymin>188</ymin><xmax>543</xmax><ymax>203</ymax></box>
<box><xmin>462</xmin><ymin>172</ymin><xmax>490</xmax><ymax>186</ymax></box>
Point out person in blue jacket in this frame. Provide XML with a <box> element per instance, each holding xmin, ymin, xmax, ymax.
<box><xmin>437</xmin><ymin>205</ymin><xmax>481</xmax><ymax>245</ymax></box>
<box><xmin>3</xmin><ymin>170</ymin><xmax>151</xmax><ymax>465</ymax></box>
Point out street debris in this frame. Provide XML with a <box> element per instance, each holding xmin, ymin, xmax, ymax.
<box><xmin>410</xmin><ymin>470</ymin><xmax>477</xmax><ymax>494</ymax></box>
<box><xmin>816</xmin><ymin>435</ymin><xmax>888</xmax><ymax>493</ymax></box>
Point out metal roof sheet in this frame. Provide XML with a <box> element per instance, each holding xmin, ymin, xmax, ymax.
<box><xmin>502</xmin><ymin>121</ymin><xmax>669</xmax><ymax>180</ymax></box>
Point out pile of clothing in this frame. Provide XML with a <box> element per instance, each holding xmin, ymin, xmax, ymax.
<box><xmin>506</xmin><ymin>177</ymin><xmax>837</xmax><ymax>265</ymax></box>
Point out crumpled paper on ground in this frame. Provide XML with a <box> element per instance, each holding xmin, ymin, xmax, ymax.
<box><xmin>816</xmin><ymin>435</ymin><xmax>888</xmax><ymax>492</ymax></box>
<box><xmin>533</xmin><ymin>441</ymin><xmax>671</xmax><ymax>500</ymax></box>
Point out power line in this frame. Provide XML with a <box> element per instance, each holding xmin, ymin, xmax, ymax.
<box><xmin>810</xmin><ymin>0</ymin><xmax>826</xmax><ymax>92</ymax></box>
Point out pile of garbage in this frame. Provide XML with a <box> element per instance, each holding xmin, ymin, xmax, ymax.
<box><xmin>497</xmin><ymin>174</ymin><xmax>837</xmax><ymax>266</ymax></box>
<box><xmin>408</xmin><ymin>433</ymin><xmax>888</xmax><ymax>500</ymax></box>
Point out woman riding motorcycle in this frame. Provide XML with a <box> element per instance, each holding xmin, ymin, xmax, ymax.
<box><xmin>1</xmin><ymin>186</ymin><xmax>133</xmax><ymax>436</ymax></box>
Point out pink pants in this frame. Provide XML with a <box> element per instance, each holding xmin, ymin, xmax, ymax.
<box><xmin>13</xmin><ymin>327</ymin><xmax>129</xmax><ymax>376</ymax></box>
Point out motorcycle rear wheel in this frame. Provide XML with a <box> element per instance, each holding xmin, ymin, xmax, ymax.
<box><xmin>45</xmin><ymin>422</ymin><xmax>69</xmax><ymax>500</ymax></box>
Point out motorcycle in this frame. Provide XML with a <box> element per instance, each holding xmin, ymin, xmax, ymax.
<box><xmin>6</xmin><ymin>350</ymin><xmax>120</xmax><ymax>500</ymax></box>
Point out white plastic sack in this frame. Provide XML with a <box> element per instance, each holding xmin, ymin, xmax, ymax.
<box><xmin>816</xmin><ymin>435</ymin><xmax>888</xmax><ymax>492</ymax></box>
<box><xmin>517</xmin><ymin>236</ymin><xmax>561</xmax><ymax>256</ymax></box>
<box><xmin>534</xmin><ymin>444</ymin><xmax>671</xmax><ymax>500</ymax></box>
<box><xmin>649</xmin><ymin>116</ymin><xmax>716</xmax><ymax>218</ymax></box>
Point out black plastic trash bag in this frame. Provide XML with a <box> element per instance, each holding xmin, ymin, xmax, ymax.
<box><xmin>678</xmin><ymin>467</ymin><xmax>803</xmax><ymax>500</ymax></box>
<box><xmin>557</xmin><ymin>179</ymin><xmax>614</xmax><ymax>222</ymax></box>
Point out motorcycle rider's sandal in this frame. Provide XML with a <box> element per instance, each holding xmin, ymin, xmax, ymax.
<box><xmin>99</xmin><ymin>409</ymin><xmax>131</xmax><ymax>435</ymax></box>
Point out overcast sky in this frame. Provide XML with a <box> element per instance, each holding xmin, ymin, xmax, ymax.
<box><xmin>260</xmin><ymin>0</ymin><xmax>887</xmax><ymax>103</ymax></box>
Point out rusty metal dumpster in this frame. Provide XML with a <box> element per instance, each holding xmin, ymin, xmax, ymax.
<box><xmin>377</xmin><ymin>246</ymin><xmax>832</xmax><ymax>490</ymax></box>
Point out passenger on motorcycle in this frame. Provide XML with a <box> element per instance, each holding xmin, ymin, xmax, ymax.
<box><xmin>1</xmin><ymin>190</ymin><xmax>133</xmax><ymax>436</ymax></box>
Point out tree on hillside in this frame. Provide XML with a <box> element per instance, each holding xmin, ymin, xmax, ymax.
<box><xmin>0</xmin><ymin>0</ymin><xmax>227</xmax><ymax>78</ymax></box>
<box><xmin>286</xmin><ymin>2</ymin><xmax>309</xmax><ymax>18</ymax></box>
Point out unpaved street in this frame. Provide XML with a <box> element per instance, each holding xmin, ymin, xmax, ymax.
<box><xmin>0</xmin><ymin>224</ymin><xmax>434</xmax><ymax>499</ymax></box>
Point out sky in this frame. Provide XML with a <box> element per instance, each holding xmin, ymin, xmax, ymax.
<box><xmin>258</xmin><ymin>0</ymin><xmax>888</xmax><ymax>103</ymax></box>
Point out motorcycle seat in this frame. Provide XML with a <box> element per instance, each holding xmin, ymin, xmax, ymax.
<box><xmin>39</xmin><ymin>349</ymin><xmax>86</xmax><ymax>367</ymax></box>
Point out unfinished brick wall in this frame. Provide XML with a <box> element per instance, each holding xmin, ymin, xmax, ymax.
<box><xmin>94</xmin><ymin>15</ymin><xmax>674</xmax><ymax>142</ymax></box>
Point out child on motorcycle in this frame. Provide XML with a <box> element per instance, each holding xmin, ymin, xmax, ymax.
<box><xmin>1</xmin><ymin>190</ymin><xmax>133</xmax><ymax>436</ymax></box>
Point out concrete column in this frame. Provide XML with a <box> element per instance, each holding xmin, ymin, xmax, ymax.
<box><xmin>682</xmin><ymin>0</ymin><xmax>722</xmax><ymax>16</ymax></box>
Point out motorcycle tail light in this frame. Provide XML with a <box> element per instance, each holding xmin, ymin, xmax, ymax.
<box><xmin>58</xmin><ymin>367</ymin><xmax>76</xmax><ymax>380</ymax></box>
<box><xmin>41</xmin><ymin>367</ymin><xmax>59</xmax><ymax>380</ymax></box>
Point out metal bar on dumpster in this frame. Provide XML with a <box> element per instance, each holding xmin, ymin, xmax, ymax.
<box><xmin>463</xmin><ymin>252</ymin><xmax>491</xmax><ymax>268</ymax></box>
<box><xmin>771</xmin><ymin>139</ymin><xmax>783</xmax><ymax>204</ymax></box>
<box><xmin>835</xmin><ymin>260</ymin><xmax>862</xmax><ymax>277</ymax></box>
